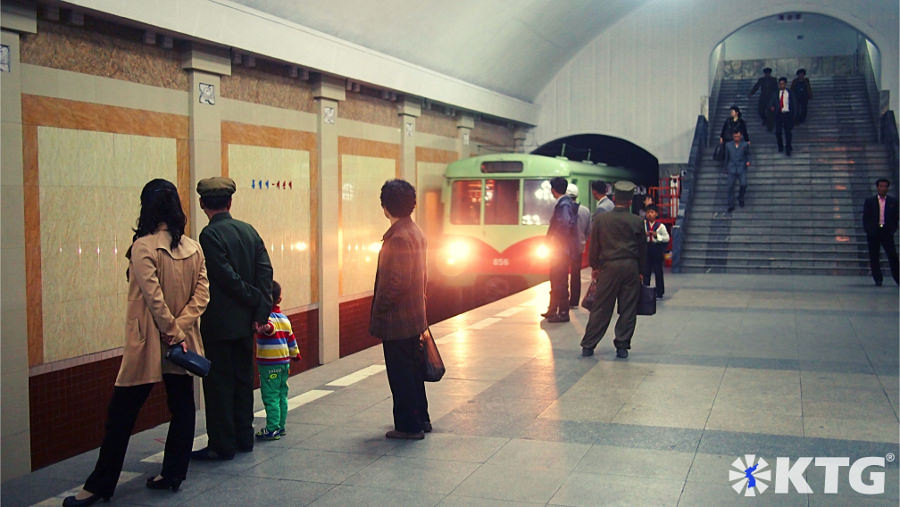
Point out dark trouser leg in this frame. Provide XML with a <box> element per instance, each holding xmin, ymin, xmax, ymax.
<box><xmin>878</xmin><ymin>229</ymin><xmax>900</xmax><ymax>283</ymax></box>
<box><xmin>569</xmin><ymin>255</ymin><xmax>582</xmax><ymax>307</ymax></box>
<box><xmin>580</xmin><ymin>266</ymin><xmax>619</xmax><ymax>350</ymax></box>
<box><xmin>160</xmin><ymin>374</ymin><xmax>195</xmax><ymax>481</ymax></box>
<box><xmin>775</xmin><ymin>115</ymin><xmax>785</xmax><ymax>150</ymax></box>
<box><xmin>202</xmin><ymin>341</ymin><xmax>236</xmax><ymax>456</ymax></box>
<box><xmin>783</xmin><ymin>116</ymin><xmax>793</xmax><ymax>152</ymax></box>
<box><xmin>867</xmin><ymin>233</ymin><xmax>883</xmax><ymax>283</ymax></box>
<box><xmin>549</xmin><ymin>254</ymin><xmax>570</xmax><ymax>314</ymax></box>
<box><xmin>798</xmin><ymin>97</ymin><xmax>808</xmax><ymax>123</ymax></box>
<box><xmin>613</xmin><ymin>264</ymin><xmax>641</xmax><ymax>350</ymax></box>
<box><xmin>725</xmin><ymin>171</ymin><xmax>737</xmax><ymax>210</ymax></box>
<box><xmin>642</xmin><ymin>255</ymin><xmax>651</xmax><ymax>286</ymax></box>
<box><xmin>649</xmin><ymin>247</ymin><xmax>665</xmax><ymax>297</ymax></box>
<box><xmin>232</xmin><ymin>337</ymin><xmax>255</xmax><ymax>451</ymax></box>
<box><xmin>84</xmin><ymin>383</ymin><xmax>154</xmax><ymax>497</ymax></box>
<box><xmin>382</xmin><ymin>336</ymin><xmax>426</xmax><ymax>433</ymax></box>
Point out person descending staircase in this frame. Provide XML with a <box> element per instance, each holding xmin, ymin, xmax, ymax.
<box><xmin>681</xmin><ymin>73</ymin><xmax>896</xmax><ymax>274</ymax></box>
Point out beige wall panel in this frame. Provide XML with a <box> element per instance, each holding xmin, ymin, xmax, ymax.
<box><xmin>220</xmin><ymin>98</ymin><xmax>317</xmax><ymax>133</ymax></box>
<box><xmin>37</xmin><ymin>127</ymin><xmax>177</xmax><ymax>362</ymax></box>
<box><xmin>416</xmin><ymin>132</ymin><xmax>458</xmax><ymax>152</ymax></box>
<box><xmin>227</xmin><ymin>145</ymin><xmax>312</xmax><ymax>310</ymax></box>
<box><xmin>338</xmin><ymin>119</ymin><xmax>400</xmax><ymax>146</ymax></box>
<box><xmin>340</xmin><ymin>154</ymin><xmax>395</xmax><ymax>296</ymax></box>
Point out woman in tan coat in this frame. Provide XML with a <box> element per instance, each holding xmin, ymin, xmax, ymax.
<box><xmin>64</xmin><ymin>179</ymin><xmax>209</xmax><ymax>507</ymax></box>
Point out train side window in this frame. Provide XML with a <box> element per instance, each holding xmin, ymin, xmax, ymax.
<box><xmin>450</xmin><ymin>180</ymin><xmax>482</xmax><ymax>225</ymax></box>
<box><xmin>484</xmin><ymin>179</ymin><xmax>519</xmax><ymax>225</ymax></box>
<box><xmin>521</xmin><ymin>179</ymin><xmax>556</xmax><ymax>225</ymax></box>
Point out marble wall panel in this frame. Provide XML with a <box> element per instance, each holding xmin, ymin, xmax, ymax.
<box><xmin>20</xmin><ymin>19</ymin><xmax>187</xmax><ymax>91</ymax></box>
<box><xmin>471</xmin><ymin>118</ymin><xmax>515</xmax><ymax>152</ymax></box>
<box><xmin>722</xmin><ymin>55</ymin><xmax>857</xmax><ymax>80</ymax></box>
<box><xmin>417</xmin><ymin>109</ymin><xmax>458</xmax><ymax>138</ymax></box>
<box><xmin>227</xmin><ymin>144</ymin><xmax>313</xmax><ymax>310</ymax></box>
<box><xmin>339</xmin><ymin>154</ymin><xmax>397</xmax><ymax>296</ymax></box>
<box><xmin>415</xmin><ymin>147</ymin><xmax>457</xmax><ymax>242</ymax></box>
<box><xmin>339</xmin><ymin>91</ymin><xmax>401</xmax><ymax>128</ymax></box>
<box><xmin>220</xmin><ymin>63</ymin><xmax>316</xmax><ymax>113</ymax></box>
<box><xmin>37</xmin><ymin>127</ymin><xmax>177</xmax><ymax>363</ymax></box>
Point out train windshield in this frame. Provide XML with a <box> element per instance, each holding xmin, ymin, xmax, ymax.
<box><xmin>484</xmin><ymin>179</ymin><xmax>519</xmax><ymax>225</ymax></box>
<box><xmin>450</xmin><ymin>180</ymin><xmax>482</xmax><ymax>225</ymax></box>
<box><xmin>521</xmin><ymin>179</ymin><xmax>556</xmax><ymax>225</ymax></box>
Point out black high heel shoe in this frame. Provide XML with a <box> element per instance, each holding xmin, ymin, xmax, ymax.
<box><xmin>61</xmin><ymin>492</ymin><xmax>109</xmax><ymax>506</ymax></box>
<box><xmin>145</xmin><ymin>475</ymin><xmax>182</xmax><ymax>492</ymax></box>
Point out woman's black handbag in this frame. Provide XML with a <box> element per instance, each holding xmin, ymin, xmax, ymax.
<box><xmin>166</xmin><ymin>344</ymin><xmax>211</xmax><ymax>377</ymax></box>
<box><xmin>712</xmin><ymin>143</ymin><xmax>725</xmax><ymax>162</ymax></box>
<box><xmin>419</xmin><ymin>328</ymin><xmax>445</xmax><ymax>382</ymax></box>
<box><xmin>581</xmin><ymin>279</ymin><xmax>600</xmax><ymax>310</ymax></box>
<box><xmin>637</xmin><ymin>285</ymin><xmax>657</xmax><ymax>316</ymax></box>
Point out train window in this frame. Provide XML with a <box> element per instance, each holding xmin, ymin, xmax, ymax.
<box><xmin>521</xmin><ymin>179</ymin><xmax>556</xmax><ymax>225</ymax></box>
<box><xmin>450</xmin><ymin>180</ymin><xmax>482</xmax><ymax>225</ymax></box>
<box><xmin>480</xmin><ymin>161</ymin><xmax>523</xmax><ymax>173</ymax></box>
<box><xmin>484</xmin><ymin>179</ymin><xmax>519</xmax><ymax>225</ymax></box>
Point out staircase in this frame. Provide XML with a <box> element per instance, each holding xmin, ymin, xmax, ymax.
<box><xmin>681</xmin><ymin>74</ymin><xmax>896</xmax><ymax>274</ymax></box>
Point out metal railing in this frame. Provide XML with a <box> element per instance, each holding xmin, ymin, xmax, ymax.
<box><xmin>881</xmin><ymin>110</ymin><xmax>899</xmax><ymax>175</ymax></box>
<box><xmin>670</xmin><ymin>115</ymin><xmax>708</xmax><ymax>273</ymax></box>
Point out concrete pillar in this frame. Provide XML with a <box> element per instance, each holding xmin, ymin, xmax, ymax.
<box><xmin>513</xmin><ymin>127</ymin><xmax>529</xmax><ymax>153</ymax></box>
<box><xmin>181</xmin><ymin>44</ymin><xmax>230</xmax><ymax>237</ymax></box>
<box><xmin>314</xmin><ymin>76</ymin><xmax>345</xmax><ymax>364</ymax></box>
<box><xmin>1</xmin><ymin>2</ymin><xmax>37</xmax><ymax>480</ymax></box>
<box><xmin>398</xmin><ymin>98</ymin><xmax>421</xmax><ymax>219</ymax></box>
<box><xmin>456</xmin><ymin>114</ymin><xmax>474</xmax><ymax>160</ymax></box>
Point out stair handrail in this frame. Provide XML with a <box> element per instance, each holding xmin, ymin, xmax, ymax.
<box><xmin>882</xmin><ymin>110</ymin><xmax>900</xmax><ymax>175</ymax></box>
<box><xmin>706</xmin><ymin>54</ymin><xmax>726</xmax><ymax>146</ymax></box>
<box><xmin>671</xmin><ymin>115</ymin><xmax>708</xmax><ymax>273</ymax></box>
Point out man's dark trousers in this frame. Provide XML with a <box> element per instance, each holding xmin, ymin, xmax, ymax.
<box><xmin>643</xmin><ymin>243</ymin><xmax>665</xmax><ymax>298</ymax></box>
<box><xmin>774</xmin><ymin>112</ymin><xmax>793</xmax><ymax>153</ymax></box>
<box><xmin>382</xmin><ymin>336</ymin><xmax>429</xmax><ymax>433</ymax></box>
<box><xmin>568</xmin><ymin>255</ymin><xmax>582</xmax><ymax>307</ymax></box>
<box><xmin>202</xmin><ymin>337</ymin><xmax>255</xmax><ymax>456</ymax></box>
<box><xmin>580</xmin><ymin>259</ymin><xmax>640</xmax><ymax>351</ymax></box>
<box><xmin>549</xmin><ymin>251</ymin><xmax>570</xmax><ymax>314</ymax></box>
<box><xmin>867</xmin><ymin>227</ymin><xmax>900</xmax><ymax>284</ymax></box>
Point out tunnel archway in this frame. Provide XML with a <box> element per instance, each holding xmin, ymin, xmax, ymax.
<box><xmin>531</xmin><ymin>134</ymin><xmax>659</xmax><ymax>188</ymax></box>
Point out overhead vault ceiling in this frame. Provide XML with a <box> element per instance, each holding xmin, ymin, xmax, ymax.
<box><xmin>227</xmin><ymin>0</ymin><xmax>649</xmax><ymax>101</ymax></box>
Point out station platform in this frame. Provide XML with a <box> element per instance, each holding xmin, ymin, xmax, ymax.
<box><xmin>4</xmin><ymin>273</ymin><xmax>899</xmax><ymax>506</ymax></box>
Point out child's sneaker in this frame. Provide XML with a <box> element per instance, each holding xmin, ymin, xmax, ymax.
<box><xmin>255</xmin><ymin>428</ymin><xmax>281</xmax><ymax>441</ymax></box>
<box><xmin>277</xmin><ymin>427</ymin><xmax>286</xmax><ymax>437</ymax></box>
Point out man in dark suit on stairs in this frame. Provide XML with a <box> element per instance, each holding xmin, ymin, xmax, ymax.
<box><xmin>863</xmin><ymin>178</ymin><xmax>899</xmax><ymax>286</ymax></box>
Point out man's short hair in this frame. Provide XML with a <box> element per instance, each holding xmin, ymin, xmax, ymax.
<box><xmin>876</xmin><ymin>178</ymin><xmax>891</xmax><ymax>187</ymax></box>
<box><xmin>380</xmin><ymin>179</ymin><xmax>416</xmax><ymax>218</ymax></box>
<box><xmin>272</xmin><ymin>280</ymin><xmax>281</xmax><ymax>303</ymax></box>
<box><xmin>200</xmin><ymin>195</ymin><xmax>231</xmax><ymax>210</ymax></box>
<box><xmin>645</xmin><ymin>205</ymin><xmax>658</xmax><ymax>213</ymax></box>
<box><xmin>778</xmin><ymin>77</ymin><xmax>788</xmax><ymax>83</ymax></box>
<box><xmin>591</xmin><ymin>180</ymin><xmax>607</xmax><ymax>195</ymax></box>
<box><xmin>549</xmin><ymin>177</ymin><xmax>567</xmax><ymax>194</ymax></box>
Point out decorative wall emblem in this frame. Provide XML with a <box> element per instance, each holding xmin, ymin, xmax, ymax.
<box><xmin>198</xmin><ymin>83</ymin><xmax>215</xmax><ymax>105</ymax></box>
<box><xmin>462</xmin><ymin>131</ymin><xmax>470</xmax><ymax>146</ymax></box>
<box><xmin>0</xmin><ymin>45</ymin><xmax>10</xmax><ymax>72</ymax></box>
<box><xmin>323</xmin><ymin>106</ymin><xmax>335</xmax><ymax>125</ymax></box>
<box><xmin>405</xmin><ymin>122</ymin><xmax>414</xmax><ymax>137</ymax></box>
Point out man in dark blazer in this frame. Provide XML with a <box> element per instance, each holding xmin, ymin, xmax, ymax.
<box><xmin>749</xmin><ymin>67</ymin><xmax>777</xmax><ymax>130</ymax></box>
<box><xmin>543</xmin><ymin>176</ymin><xmax>579</xmax><ymax>322</ymax></box>
<box><xmin>723</xmin><ymin>130</ymin><xmax>751</xmax><ymax>213</ymax></box>
<box><xmin>192</xmin><ymin>177</ymin><xmax>273</xmax><ymax>460</ymax></box>
<box><xmin>370</xmin><ymin>179</ymin><xmax>430</xmax><ymax>440</ymax></box>
<box><xmin>862</xmin><ymin>178</ymin><xmax>899</xmax><ymax>286</ymax></box>
<box><xmin>769</xmin><ymin>77</ymin><xmax>799</xmax><ymax>156</ymax></box>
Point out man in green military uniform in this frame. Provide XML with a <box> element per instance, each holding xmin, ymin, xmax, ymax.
<box><xmin>192</xmin><ymin>177</ymin><xmax>273</xmax><ymax>460</ymax></box>
<box><xmin>580</xmin><ymin>181</ymin><xmax>646</xmax><ymax>359</ymax></box>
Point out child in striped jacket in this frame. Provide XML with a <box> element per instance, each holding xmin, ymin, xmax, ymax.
<box><xmin>255</xmin><ymin>281</ymin><xmax>300</xmax><ymax>441</ymax></box>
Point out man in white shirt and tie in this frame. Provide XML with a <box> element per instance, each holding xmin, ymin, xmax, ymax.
<box><xmin>768</xmin><ymin>77</ymin><xmax>798</xmax><ymax>156</ymax></box>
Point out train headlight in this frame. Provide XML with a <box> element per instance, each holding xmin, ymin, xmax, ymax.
<box><xmin>445</xmin><ymin>240</ymin><xmax>471</xmax><ymax>265</ymax></box>
<box><xmin>535</xmin><ymin>243</ymin><xmax>551</xmax><ymax>259</ymax></box>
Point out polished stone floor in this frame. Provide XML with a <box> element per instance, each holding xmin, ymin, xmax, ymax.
<box><xmin>4</xmin><ymin>273</ymin><xmax>899</xmax><ymax>506</ymax></box>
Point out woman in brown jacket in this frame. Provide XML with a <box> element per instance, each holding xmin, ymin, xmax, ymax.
<box><xmin>64</xmin><ymin>179</ymin><xmax>209</xmax><ymax>507</ymax></box>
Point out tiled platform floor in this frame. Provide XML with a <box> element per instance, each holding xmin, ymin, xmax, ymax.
<box><xmin>4</xmin><ymin>273</ymin><xmax>899</xmax><ymax>506</ymax></box>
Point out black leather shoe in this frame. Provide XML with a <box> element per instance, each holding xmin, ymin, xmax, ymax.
<box><xmin>423</xmin><ymin>422</ymin><xmax>433</xmax><ymax>433</ymax></box>
<box><xmin>727</xmin><ymin>207</ymin><xmax>734</xmax><ymax>213</ymax></box>
<box><xmin>738</xmin><ymin>200</ymin><xmax>745</xmax><ymax>208</ymax></box>
<box><xmin>385</xmin><ymin>430</ymin><xmax>424</xmax><ymax>440</ymax></box>
<box><xmin>540</xmin><ymin>310</ymin><xmax>554</xmax><ymax>318</ymax></box>
<box><xmin>191</xmin><ymin>447</ymin><xmax>234</xmax><ymax>461</ymax></box>
<box><xmin>62</xmin><ymin>492</ymin><xmax>109</xmax><ymax>506</ymax></box>
<box><xmin>547</xmin><ymin>313</ymin><xmax>570</xmax><ymax>323</ymax></box>
<box><xmin>616</xmin><ymin>348</ymin><xmax>629</xmax><ymax>359</ymax></box>
<box><xmin>581</xmin><ymin>347</ymin><xmax>594</xmax><ymax>357</ymax></box>
<box><xmin>875</xmin><ymin>280</ymin><xmax>883</xmax><ymax>286</ymax></box>
<box><xmin>146</xmin><ymin>475</ymin><xmax>182</xmax><ymax>492</ymax></box>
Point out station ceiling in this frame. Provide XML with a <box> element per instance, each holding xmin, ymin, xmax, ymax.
<box><xmin>229</xmin><ymin>0</ymin><xmax>649</xmax><ymax>102</ymax></box>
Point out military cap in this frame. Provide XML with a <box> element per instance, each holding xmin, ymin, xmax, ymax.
<box><xmin>613</xmin><ymin>180</ymin><xmax>635</xmax><ymax>202</ymax></box>
<box><xmin>763</xmin><ymin>67</ymin><xmax>772</xmax><ymax>74</ymax></box>
<box><xmin>196</xmin><ymin>177</ymin><xmax>236</xmax><ymax>198</ymax></box>
<box><xmin>796</xmin><ymin>68</ymin><xmax>806</xmax><ymax>75</ymax></box>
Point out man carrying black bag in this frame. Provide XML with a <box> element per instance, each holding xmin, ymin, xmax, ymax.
<box><xmin>580</xmin><ymin>181</ymin><xmax>646</xmax><ymax>359</ymax></box>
